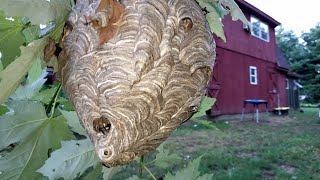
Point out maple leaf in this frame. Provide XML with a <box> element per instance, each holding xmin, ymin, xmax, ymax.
<box><xmin>0</xmin><ymin>100</ymin><xmax>74</xmax><ymax>180</ymax></box>
<box><xmin>154</xmin><ymin>144</ymin><xmax>182</xmax><ymax>169</ymax></box>
<box><xmin>164</xmin><ymin>156</ymin><xmax>213</xmax><ymax>180</ymax></box>
<box><xmin>0</xmin><ymin>38</ymin><xmax>47</xmax><ymax>104</ymax></box>
<box><xmin>37</xmin><ymin>139</ymin><xmax>100</xmax><ymax>180</ymax></box>
<box><xmin>10</xmin><ymin>58</ymin><xmax>48</xmax><ymax>100</ymax></box>
<box><xmin>197</xmin><ymin>0</ymin><xmax>249</xmax><ymax>42</ymax></box>
<box><xmin>0</xmin><ymin>12</ymin><xmax>26</xmax><ymax>67</ymax></box>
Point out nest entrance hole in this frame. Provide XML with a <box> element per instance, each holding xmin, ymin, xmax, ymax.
<box><xmin>93</xmin><ymin>117</ymin><xmax>111</xmax><ymax>135</ymax></box>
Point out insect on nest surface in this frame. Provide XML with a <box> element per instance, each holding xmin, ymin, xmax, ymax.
<box><xmin>58</xmin><ymin>0</ymin><xmax>215</xmax><ymax>167</ymax></box>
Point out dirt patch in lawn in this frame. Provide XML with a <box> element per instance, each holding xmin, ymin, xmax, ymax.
<box><xmin>237</xmin><ymin>151</ymin><xmax>257</xmax><ymax>158</ymax></box>
<box><xmin>280</xmin><ymin>164</ymin><xmax>296</xmax><ymax>174</ymax></box>
<box><xmin>262</xmin><ymin>170</ymin><xmax>275</xmax><ymax>180</ymax></box>
<box><xmin>266</xmin><ymin>116</ymin><xmax>296</xmax><ymax>126</ymax></box>
<box><xmin>170</xmin><ymin>131</ymin><xmax>217</xmax><ymax>153</ymax></box>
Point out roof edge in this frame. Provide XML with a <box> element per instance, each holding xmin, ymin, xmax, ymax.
<box><xmin>235</xmin><ymin>0</ymin><xmax>281</xmax><ymax>27</ymax></box>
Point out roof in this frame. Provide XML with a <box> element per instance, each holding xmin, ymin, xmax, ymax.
<box><xmin>276</xmin><ymin>46</ymin><xmax>290</xmax><ymax>70</ymax></box>
<box><xmin>275</xmin><ymin>47</ymin><xmax>303</xmax><ymax>79</ymax></box>
<box><xmin>310</xmin><ymin>58</ymin><xmax>320</xmax><ymax>64</ymax></box>
<box><xmin>235</xmin><ymin>0</ymin><xmax>281</xmax><ymax>27</ymax></box>
<box><xmin>287</xmin><ymin>71</ymin><xmax>303</xmax><ymax>79</ymax></box>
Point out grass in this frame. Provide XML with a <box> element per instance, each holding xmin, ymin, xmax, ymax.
<box><xmin>111</xmin><ymin>108</ymin><xmax>320</xmax><ymax>179</ymax></box>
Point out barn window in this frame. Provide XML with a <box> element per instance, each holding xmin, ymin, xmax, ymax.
<box><xmin>250</xmin><ymin>16</ymin><xmax>269</xmax><ymax>42</ymax></box>
<box><xmin>286</xmin><ymin>79</ymin><xmax>289</xmax><ymax>89</ymax></box>
<box><xmin>249</xmin><ymin>66</ymin><xmax>257</xmax><ymax>85</ymax></box>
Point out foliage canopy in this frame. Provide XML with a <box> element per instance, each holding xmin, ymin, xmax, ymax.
<box><xmin>276</xmin><ymin>24</ymin><xmax>320</xmax><ymax>103</ymax></box>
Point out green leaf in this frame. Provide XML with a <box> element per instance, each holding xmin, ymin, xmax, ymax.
<box><xmin>0</xmin><ymin>100</ymin><xmax>46</xmax><ymax>149</ymax></box>
<box><xmin>81</xmin><ymin>164</ymin><xmax>102</xmax><ymax>180</ymax></box>
<box><xmin>0</xmin><ymin>12</ymin><xmax>25</xmax><ymax>67</ymax></box>
<box><xmin>27</xmin><ymin>58</ymin><xmax>43</xmax><ymax>84</ymax></box>
<box><xmin>37</xmin><ymin>139</ymin><xmax>100</xmax><ymax>180</ymax></box>
<box><xmin>60</xmin><ymin>109</ymin><xmax>87</xmax><ymax>136</ymax></box>
<box><xmin>0</xmin><ymin>104</ymin><xmax>9</xmax><ymax>116</ymax></box>
<box><xmin>58</xmin><ymin>97</ymin><xmax>74</xmax><ymax>111</ymax></box>
<box><xmin>197</xmin><ymin>174</ymin><xmax>214</xmax><ymax>180</ymax></box>
<box><xmin>174</xmin><ymin>156</ymin><xmax>202</xmax><ymax>179</ymax></box>
<box><xmin>22</xmin><ymin>25</ymin><xmax>41</xmax><ymax>44</ymax></box>
<box><xmin>102</xmin><ymin>166</ymin><xmax>122</xmax><ymax>180</ymax></box>
<box><xmin>0</xmin><ymin>100</ymin><xmax>74</xmax><ymax>180</ymax></box>
<box><xmin>206</xmin><ymin>11</ymin><xmax>226</xmax><ymax>42</ymax></box>
<box><xmin>0</xmin><ymin>38</ymin><xmax>47</xmax><ymax>104</ymax></box>
<box><xmin>10</xmin><ymin>58</ymin><xmax>48</xmax><ymax>100</ymax></box>
<box><xmin>31</xmin><ymin>86</ymin><xmax>58</xmax><ymax>104</ymax></box>
<box><xmin>209</xmin><ymin>1</ymin><xmax>228</xmax><ymax>18</ymax></box>
<box><xmin>0</xmin><ymin>0</ymin><xmax>73</xmax><ymax>25</ymax></box>
<box><xmin>191</xmin><ymin>96</ymin><xmax>216</xmax><ymax>119</ymax></box>
<box><xmin>220</xmin><ymin>0</ymin><xmax>249</xmax><ymax>25</ymax></box>
<box><xmin>197</xmin><ymin>0</ymin><xmax>248</xmax><ymax>42</ymax></box>
<box><xmin>126</xmin><ymin>175</ymin><xmax>145</xmax><ymax>180</ymax></box>
<box><xmin>154</xmin><ymin>144</ymin><xmax>181</xmax><ymax>169</ymax></box>
<box><xmin>197</xmin><ymin>0</ymin><xmax>226</xmax><ymax>42</ymax></box>
<box><xmin>164</xmin><ymin>156</ymin><xmax>213</xmax><ymax>180</ymax></box>
<box><xmin>164</xmin><ymin>172</ymin><xmax>175</xmax><ymax>180</ymax></box>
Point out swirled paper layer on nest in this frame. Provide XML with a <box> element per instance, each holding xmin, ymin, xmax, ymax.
<box><xmin>59</xmin><ymin>0</ymin><xmax>215</xmax><ymax>167</ymax></box>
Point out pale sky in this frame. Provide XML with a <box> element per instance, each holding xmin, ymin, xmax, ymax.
<box><xmin>245</xmin><ymin>0</ymin><xmax>320</xmax><ymax>36</ymax></box>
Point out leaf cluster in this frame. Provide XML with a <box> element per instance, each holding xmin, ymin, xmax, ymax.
<box><xmin>197</xmin><ymin>0</ymin><xmax>249</xmax><ymax>42</ymax></box>
<box><xmin>0</xmin><ymin>0</ymin><xmax>73</xmax><ymax>103</ymax></box>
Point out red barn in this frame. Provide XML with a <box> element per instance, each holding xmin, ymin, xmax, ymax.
<box><xmin>208</xmin><ymin>0</ymin><xmax>296</xmax><ymax>116</ymax></box>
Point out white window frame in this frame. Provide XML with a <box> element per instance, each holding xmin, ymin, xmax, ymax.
<box><xmin>286</xmin><ymin>79</ymin><xmax>289</xmax><ymax>89</ymax></box>
<box><xmin>250</xmin><ymin>16</ymin><xmax>269</xmax><ymax>42</ymax></box>
<box><xmin>249</xmin><ymin>66</ymin><xmax>258</xmax><ymax>85</ymax></box>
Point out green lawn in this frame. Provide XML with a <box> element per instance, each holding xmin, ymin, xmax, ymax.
<box><xmin>112</xmin><ymin>108</ymin><xmax>320</xmax><ymax>179</ymax></box>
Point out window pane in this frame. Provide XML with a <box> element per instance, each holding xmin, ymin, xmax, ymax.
<box><xmin>252</xmin><ymin>26</ymin><xmax>260</xmax><ymax>37</ymax></box>
<box><xmin>250</xmin><ymin>16</ymin><xmax>269</xmax><ymax>41</ymax></box>
<box><xmin>251</xmin><ymin>76</ymin><xmax>256</xmax><ymax>83</ymax></box>
<box><xmin>260</xmin><ymin>23</ymin><xmax>269</xmax><ymax>40</ymax></box>
<box><xmin>260</xmin><ymin>23</ymin><xmax>268</xmax><ymax>32</ymax></box>
<box><xmin>261</xmin><ymin>31</ymin><xmax>268</xmax><ymax>40</ymax></box>
<box><xmin>250</xmin><ymin>16</ymin><xmax>259</xmax><ymax>24</ymax></box>
<box><xmin>250</xmin><ymin>68</ymin><xmax>255</xmax><ymax>75</ymax></box>
<box><xmin>251</xmin><ymin>17</ymin><xmax>260</xmax><ymax>37</ymax></box>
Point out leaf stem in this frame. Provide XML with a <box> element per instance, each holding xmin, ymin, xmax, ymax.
<box><xmin>139</xmin><ymin>156</ymin><xmax>156</xmax><ymax>180</ymax></box>
<box><xmin>139</xmin><ymin>155</ymin><xmax>144</xmax><ymax>177</ymax></box>
<box><xmin>143</xmin><ymin>165</ymin><xmax>156</xmax><ymax>180</ymax></box>
<box><xmin>145</xmin><ymin>159</ymin><xmax>156</xmax><ymax>165</ymax></box>
<box><xmin>49</xmin><ymin>84</ymin><xmax>62</xmax><ymax>118</ymax></box>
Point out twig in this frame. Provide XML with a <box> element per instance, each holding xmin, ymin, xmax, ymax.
<box><xmin>49</xmin><ymin>84</ymin><xmax>62</xmax><ymax>118</ymax></box>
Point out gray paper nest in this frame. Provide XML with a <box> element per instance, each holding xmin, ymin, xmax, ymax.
<box><xmin>58</xmin><ymin>0</ymin><xmax>215</xmax><ymax>167</ymax></box>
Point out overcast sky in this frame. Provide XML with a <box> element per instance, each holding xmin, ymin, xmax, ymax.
<box><xmin>245</xmin><ymin>0</ymin><xmax>320</xmax><ymax>36</ymax></box>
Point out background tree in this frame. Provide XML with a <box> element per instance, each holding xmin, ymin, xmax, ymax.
<box><xmin>276</xmin><ymin>23</ymin><xmax>320</xmax><ymax>103</ymax></box>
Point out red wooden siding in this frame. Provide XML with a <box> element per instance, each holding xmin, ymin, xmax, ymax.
<box><xmin>209</xmin><ymin>47</ymin><xmax>288</xmax><ymax>114</ymax></box>
<box><xmin>214</xmin><ymin>15</ymin><xmax>278</xmax><ymax>64</ymax></box>
<box><xmin>208</xmin><ymin>0</ymin><xmax>289</xmax><ymax>115</ymax></box>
